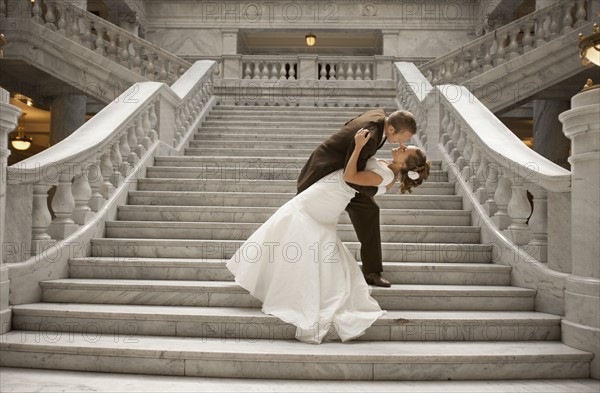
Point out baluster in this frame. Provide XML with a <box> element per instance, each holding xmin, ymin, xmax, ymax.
<box><xmin>450</xmin><ymin>117</ymin><xmax>462</xmax><ymax>163</ymax></box>
<box><xmin>493</xmin><ymin>32</ymin><xmax>507</xmax><ymax>66</ymax></box>
<box><xmin>135</xmin><ymin>115</ymin><xmax>146</xmax><ymax>157</ymax></box>
<box><xmin>522</xmin><ymin>22</ymin><xmax>534</xmax><ymax>53</ymax></box>
<box><xmin>159</xmin><ymin>58</ymin><xmax>168</xmax><ymax>82</ymax></box>
<box><xmin>142</xmin><ymin>108</ymin><xmax>152</xmax><ymax>149</ymax></box>
<box><xmin>363</xmin><ymin>64</ymin><xmax>371</xmax><ymax>80</ymax></box>
<box><xmin>288</xmin><ymin>63</ymin><xmax>296</xmax><ymax>80</ymax></box>
<box><xmin>331</xmin><ymin>64</ymin><xmax>338</xmax><ymax>80</ymax></box>
<box><xmin>267</xmin><ymin>63</ymin><xmax>276</xmax><ymax>80</ymax></box>
<box><xmin>467</xmin><ymin>142</ymin><xmax>481</xmax><ymax>190</ymax></box>
<box><xmin>132</xmin><ymin>45</ymin><xmax>142</xmax><ymax>73</ymax></box>
<box><xmin>506</xmin><ymin>178</ymin><xmax>533</xmax><ymax>245</ymax></box>
<box><xmin>107</xmin><ymin>31</ymin><xmax>118</xmax><ymax>61</ymax></box>
<box><xmin>69</xmin><ymin>9</ymin><xmax>81</xmax><ymax>44</ymax></box>
<box><xmin>574</xmin><ymin>0</ymin><xmax>587</xmax><ymax>27</ymax></box>
<box><xmin>483</xmin><ymin>161</ymin><xmax>499</xmax><ymax>216</ymax></box>
<box><xmin>474</xmin><ymin>152</ymin><xmax>489</xmax><ymax>203</ymax></box>
<box><xmin>110</xmin><ymin>140</ymin><xmax>123</xmax><ymax>188</ymax></box>
<box><xmin>173</xmin><ymin>111</ymin><xmax>182</xmax><ymax>146</ymax></box>
<box><xmin>527</xmin><ymin>186</ymin><xmax>548</xmax><ymax>262</ymax></box>
<box><xmin>534</xmin><ymin>18</ymin><xmax>547</xmax><ymax>47</ymax></box>
<box><xmin>355</xmin><ymin>63</ymin><xmax>364</xmax><ymax>80</ymax></box>
<box><xmin>455</xmin><ymin>124</ymin><xmax>467</xmax><ymax>170</ymax></box>
<box><xmin>32</xmin><ymin>0</ymin><xmax>42</xmax><ymax>24</ymax></box>
<box><xmin>57</xmin><ymin>5</ymin><xmax>67</xmax><ymax>35</ymax></box>
<box><xmin>243</xmin><ymin>62</ymin><xmax>252</xmax><ymax>79</ymax></box>
<box><xmin>94</xmin><ymin>23</ymin><xmax>105</xmax><ymax>55</ymax></box>
<box><xmin>99</xmin><ymin>149</ymin><xmax>115</xmax><ymax>198</ymax></box>
<box><xmin>120</xmin><ymin>38</ymin><xmax>131</xmax><ymax>68</ymax></box>
<box><xmin>118</xmin><ymin>131</ymin><xmax>132</xmax><ymax>177</ymax></box>
<box><xmin>126</xmin><ymin>124</ymin><xmax>139</xmax><ymax>166</ymax></box>
<box><xmin>455</xmin><ymin>54</ymin><xmax>467</xmax><ymax>83</ymax></box>
<box><xmin>469</xmin><ymin>49</ymin><xmax>480</xmax><ymax>78</ymax></box>
<box><xmin>87</xmin><ymin>154</ymin><xmax>105</xmax><ymax>212</ymax></box>
<box><xmin>146</xmin><ymin>51</ymin><xmax>156</xmax><ymax>80</ymax></box>
<box><xmin>507</xmin><ymin>28</ymin><xmax>520</xmax><ymax>60</ymax></box>
<box><xmin>31</xmin><ymin>184</ymin><xmax>55</xmax><ymax>255</ymax></box>
<box><xmin>278</xmin><ymin>62</ymin><xmax>286</xmax><ymax>79</ymax></box>
<box><xmin>548</xmin><ymin>9</ymin><xmax>562</xmax><ymax>40</ymax></box>
<box><xmin>319</xmin><ymin>63</ymin><xmax>327</xmax><ymax>80</ymax></box>
<box><xmin>71</xmin><ymin>165</ymin><xmax>93</xmax><ymax>225</ymax></box>
<box><xmin>337</xmin><ymin>63</ymin><xmax>347</xmax><ymax>80</ymax></box>
<box><xmin>0</xmin><ymin>0</ymin><xmax>6</xmax><ymax>18</ymax></box>
<box><xmin>348</xmin><ymin>63</ymin><xmax>357</xmax><ymax>80</ymax></box>
<box><xmin>44</xmin><ymin>1</ymin><xmax>58</xmax><ymax>30</ymax></box>
<box><xmin>260</xmin><ymin>62</ymin><xmax>269</xmax><ymax>79</ymax></box>
<box><xmin>48</xmin><ymin>168</ymin><xmax>78</xmax><ymax>240</ymax></box>
<box><xmin>461</xmin><ymin>135</ymin><xmax>473</xmax><ymax>180</ymax></box>
<box><xmin>149</xmin><ymin>100</ymin><xmax>159</xmax><ymax>142</ymax></box>
<box><xmin>492</xmin><ymin>168</ymin><xmax>512</xmax><ymax>230</ymax></box>
<box><xmin>443</xmin><ymin>59</ymin><xmax>454</xmax><ymax>82</ymax></box>
<box><xmin>81</xmin><ymin>14</ymin><xmax>93</xmax><ymax>50</ymax></box>
<box><xmin>561</xmin><ymin>2</ymin><xmax>574</xmax><ymax>34</ymax></box>
<box><xmin>479</xmin><ymin>42</ymin><xmax>492</xmax><ymax>73</ymax></box>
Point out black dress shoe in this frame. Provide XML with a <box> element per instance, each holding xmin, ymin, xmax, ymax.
<box><xmin>363</xmin><ymin>273</ymin><xmax>392</xmax><ymax>287</ymax></box>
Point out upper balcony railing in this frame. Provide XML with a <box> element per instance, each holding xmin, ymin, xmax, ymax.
<box><xmin>0</xmin><ymin>0</ymin><xmax>191</xmax><ymax>85</ymax></box>
<box><xmin>419</xmin><ymin>0</ymin><xmax>591</xmax><ymax>85</ymax></box>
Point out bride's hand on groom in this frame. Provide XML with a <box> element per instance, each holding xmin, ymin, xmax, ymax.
<box><xmin>354</xmin><ymin>129</ymin><xmax>370</xmax><ymax>149</ymax></box>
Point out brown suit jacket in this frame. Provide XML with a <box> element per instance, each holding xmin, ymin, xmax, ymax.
<box><xmin>296</xmin><ymin>108</ymin><xmax>386</xmax><ymax>197</ymax></box>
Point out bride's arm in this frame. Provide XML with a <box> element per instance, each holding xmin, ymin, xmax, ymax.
<box><xmin>343</xmin><ymin>129</ymin><xmax>385</xmax><ymax>186</ymax></box>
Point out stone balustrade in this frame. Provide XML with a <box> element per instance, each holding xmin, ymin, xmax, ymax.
<box><xmin>223</xmin><ymin>55</ymin><xmax>387</xmax><ymax>81</ymax></box>
<box><xmin>1</xmin><ymin>61</ymin><xmax>217</xmax><ymax>308</ymax></box>
<box><xmin>419</xmin><ymin>0</ymin><xmax>590</xmax><ymax>85</ymax></box>
<box><xmin>6</xmin><ymin>0</ymin><xmax>191</xmax><ymax>84</ymax></box>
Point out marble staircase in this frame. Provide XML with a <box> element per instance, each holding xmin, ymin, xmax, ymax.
<box><xmin>1</xmin><ymin>105</ymin><xmax>593</xmax><ymax>380</ymax></box>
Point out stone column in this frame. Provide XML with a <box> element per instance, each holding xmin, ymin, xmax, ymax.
<box><xmin>221</xmin><ymin>29</ymin><xmax>239</xmax><ymax>55</ymax></box>
<box><xmin>49</xmin><ymin>94</ymin><xmax>87</xmax><ymax>146</ymax></box>
<box><xmin>559</xmin><ymin>86</ymin><xmax>600</xmax><ymax>379</ymax></box>
<box><xmin>533</xmin><ymin>99</ymin><xmax>571</xmax><ymax>169</ymax></box>
<box><xmin>381</xmin><ymin>30</ymin><xmax>399</xmax><ymax>57</ymax></box>
<box><xmin>0</xmin><ymin>87</ymin><xmax>22</xmax><ymax>334</ymax></box>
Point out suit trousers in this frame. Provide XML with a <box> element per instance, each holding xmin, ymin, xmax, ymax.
<box><xmin>345</xmin><ymin>192</ymin><xmax>382</xmax><ymax>274</ymax></box>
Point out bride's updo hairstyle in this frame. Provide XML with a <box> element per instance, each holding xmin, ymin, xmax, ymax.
<box><xmin>389</xmin><ymin>148</ymin><xmax>431</xmax><ymax>194</ymax></box>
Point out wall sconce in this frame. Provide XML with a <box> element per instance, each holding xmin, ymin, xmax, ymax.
<box><xmin>305</xmin><ymin>33</ymin><xmax>316</xmax><ymax>47</ymax></box>
<box><xmin>10</xmin><ymin>113</ymin><xmax>33</xmax><ymax>151</ymax></box>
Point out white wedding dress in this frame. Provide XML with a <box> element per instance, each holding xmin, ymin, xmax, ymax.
<box><xmin>226</xmin><ymin>157</ymin><xmax>394</xmax><ymax>344</ymax></box>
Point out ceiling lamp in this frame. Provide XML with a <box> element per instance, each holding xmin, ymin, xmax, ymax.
<box><xmin>305</xmin><ymin>33</ymin><xmax>316</xmax><ymax>47</ymax></box>
<box><xmin>579</xmin><ymin>22</ymin><xmax>600</xmax><ymax>67</ymax></box>
<box><xmin>10</xmin><ymin>113</ymin><xmax>33</xmax><ymax>151</ymax></box>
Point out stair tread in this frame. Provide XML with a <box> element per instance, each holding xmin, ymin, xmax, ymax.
<box><xmin>69</xmin><ymin>257</ymin><xmax>503</xmax><ymax>270</ymax></box>
<box><xmin>40</xmin><ymin>279</ymin><xmax>535</xmax><ymax>295</ymax></box>
<box><xmin>105</xmin><ymin>221</ymin><xmax>480</xmax><ymax>232</ymax></box>
<box><xmin>12</xmin><ymin>303</ymin><xmax>559</xmax><ymax>322</ymax></box>
<box><xmin>2</xmin><ymin>331</ymin><xmax>589</xmax><ymax>362</ymax></box>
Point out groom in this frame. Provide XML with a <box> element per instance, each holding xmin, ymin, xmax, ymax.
<box><xmin>297</xmin><ymin>108</ymin><xmax>417</xmax><ymax>287</ymax></box>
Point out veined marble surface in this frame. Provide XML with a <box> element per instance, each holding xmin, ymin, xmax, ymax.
<box><xmin>1</xmin><ymin>367</ymin><xmax>599</xmax><ymax>393</ymax></box>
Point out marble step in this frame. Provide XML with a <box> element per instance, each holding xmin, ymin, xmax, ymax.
<box><xmin>145</xmin><ymin>166</ymin><xmax>449</xmax><ymax>182</ymax></box>
<box><xmin>136</xmin><ymin>178</ymin><xmax>454</xmax><ymax>195</ymax></box>
<box><xmin>189</xmin><ymin>132</ymin><xmax>342</xmax><ymax>142</ymax></box>
<box><xmin>185</xmin><ymin>140</ymin><xmax>416</xmax><ymax>150</ymax></box>
<box><xmin>69</xmin><ymin>258</ymin><xmax>507</xmax><ymax>285</ymax></box>
<box><xmin>153</xmin><ymin>156</ymin><xmax>444</xmax><ymax>170</ymax></box>
<box><xmin>90</xmin><ymin>238</ymin><xmax>493</xmax><ymax>262</ymax></box>
<box><xmin>206</xmin><ymin>114</ymin><xmax>363</xmax><ymax>122</ymax></box>
<box><xmin>116</xmin><ymin>206</ymin><xmax>472</xmax><ymax>226</ymax></box>
<box><xmin>195</xmin><ymin>126</ymin><xmax>338</xmax><ymax>134</ymax></box>
<box><xmin>39</xmin><ymin>279</ymin><xmax>536</xmax><ymax>310</ymax></box>
<box><xmin>212</xmin><ymin>104</ymin><xmax>397</xmax><ymax>112</ymax></box>
<box><xmin>3</xmin><ymin>332</ymin><xmax>589</xmax><ymax>379</ymax></box>
<box><xmin>12</xmin><ymin>304</ymin><xmax>559</xmax><ymax>341</ymax></box>
<box><xmin>105</xmin><ymin>221</ymin><xmax>481</xmax><ymax>244</ymax></box>
<box><xmin>184</xmin><ymin>147</ymin><xmax>317</xmax><ymax>157</ymax></box>
<box><xmin>200</xmin><ymin>120</ymin><xmax>345</xmax><ymax>128</ymax></box>
<box><xmin>127</xmin><ymin>191</ymin><xmax>460</xmax><ymax>209</ymax></box>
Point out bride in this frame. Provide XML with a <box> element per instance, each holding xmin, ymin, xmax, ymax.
<box><xmin>226</xmin><ymin>129</ymin><xmax>431</xmax><ymax>344</ymax></box>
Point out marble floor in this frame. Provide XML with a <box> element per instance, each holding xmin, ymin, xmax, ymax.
<box><xmin>1</xmin><ymin>367</ymin><xmax>599</xmax><ymax>392</ymax></box>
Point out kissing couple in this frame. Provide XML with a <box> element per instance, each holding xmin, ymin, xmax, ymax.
<box><xmin>226</xmin><ymin>108</ymin><xmax>431</xmax><ymax>344</ymax></box>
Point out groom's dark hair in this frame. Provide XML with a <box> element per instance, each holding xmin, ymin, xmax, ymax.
<box><xmin>388</xmin><ymin>110</ymin><xmax>417</xmax><ymax>134</ymax></box>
